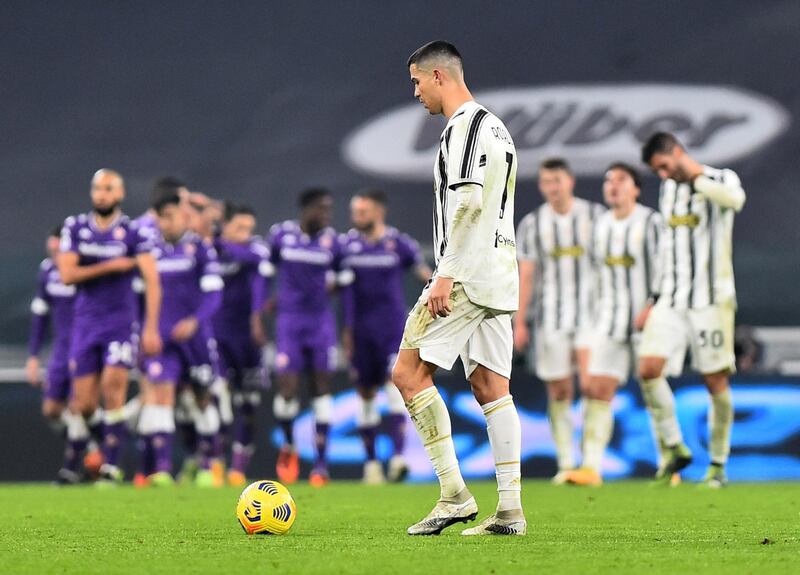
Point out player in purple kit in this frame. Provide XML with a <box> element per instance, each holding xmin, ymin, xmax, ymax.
<box><xmin>270</xmin><ymin>188</ymin><xmax>350</xmax><ymax>487</ymax></box>
<box><xmin>138</xmin><ymin>189</ymin><xmax>224</xmax><ymax>486</ymax></box>
<box><xmin>25</xmin><ymin>227</ymin><xmax>90</xmax><ymax>484</ymax></box>
<box><xmin>58</xmin><ymin>169</ymin><xmax>162</xmax><ymax>484</ymax></box>
<box><xmin>212</xmin><ymin>202</ymin><xmax>273</xmax><ymax>487</ymax></box>
<box><xmin>340</xmin><ymin>190</ymin><xmax>431</xmax><ymax>483</ymax></box>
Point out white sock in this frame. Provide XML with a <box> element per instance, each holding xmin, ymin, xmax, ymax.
<box><xmin>481</xmin><ymin>395</ymin><xmax>521</xmax><ymax>512</ymax></box>
<box><xmin>709</xmin><ymin>389</ymin><xmax>733</xmax><ymax>465</ymax></box>
<box><xmin>640</xmin><ymin>377</ymin><xmax>683</xmax><ymax>447</ymax></box>
<box><xmin>273</xmin><ymin>394</ymin><xmax>300</xmax><ymax>420</ymax></box>
<box><xmin>406</xmin><ymin>387</ymin><xmax>466</xmax><ymax>500</ymax></box>
<box><xmin>311</xmin><ymin>394</ymin><xmax>333</xmax><ymax>425</ymax></box>
<box><xmin>65</xmin><ymin>411</ymin><xmax>90</xmax><ymax>441</ymax></box>
<box><xmin>138</xmin><ymin>405</ymin><xmax>176</xmax><ymax>435</ymax></box>
<box><xmin>582</xmin><ymin>399</ymin><xmax>613</xmax><ymax>472</ymax></box>
<box><xmin>356</xmin><ymin>396</ymin><xmax>381</xmax><ymax>429</ymax></box>
<box><xmin>548</xmin><ymin>399</ymin><xmax>575</xmax><ymax>470</ymax></box>
<box><xmin>103</xmin><ymin>407</ymin><xmax>127</xmax><ymax>425</ymax></box>
<box><xmin>194</xmin><ymin>403</ymin><xmax>221</xmax><ymax>436</ymax></box>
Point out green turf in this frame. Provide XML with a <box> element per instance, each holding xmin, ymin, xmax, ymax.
<box><xmin>0</xmin><ymin>480</ymin><xmax>798</xmax><ymax>574</ymax></box>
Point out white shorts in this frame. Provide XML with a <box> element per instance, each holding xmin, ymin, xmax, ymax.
<box><xmin>531</xmin><ymin>327</ymin><xmax>593</xmax><ymax>382</ymax></box>
<box><xmin>639</xmin><ymin>302</ymin><xmax>736</xmax><ymax>375</ymax></box>
<box><xmin>588</xmin><ymin>333</ymin><xmax>684</xmax><ymax>383</ymax></box>
<box><xmin>400</xmin><ymin>282</ymin><xmax>513</xmax><ymax>379</ymax></box>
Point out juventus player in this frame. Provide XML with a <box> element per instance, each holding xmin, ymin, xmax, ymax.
<box><xmin>393</xmin><ymin>41</ymin><xmax>525</xmax><ymax>536</ymax></box>
<box><xmin>564</xmin><ymin>163</ymin><xmax>668</xmax><ymax>486</ymax></box>
<box><xmin>638</xmin><ymin>132</ymin><xmax>746</xmax><ymax>487</ymax></box>
<box><xmin>515</xmin><ymin>158</ymin><xmax>604</xmax><ymax>483</ymax></box>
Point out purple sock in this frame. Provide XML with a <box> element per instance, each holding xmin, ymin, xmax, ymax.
<box><xmin>137</xmin><ymin>435</ymin><xmax>155</xmax><ymax>476</ymax></box>
<box><xmin>63</xmin><ymin>439</ymin><xmax>88</xmax><ymax>473</ymax></box>
<box><xmin>233</xmin><ymin>413</ymin><xmax>254</xmax><ymax>449</ymax></box>
<box><xmin>359</xmin><ymin>426</ymin><xmax>378</xmax><ymax>461</ymax></box>
<box><xmin>386</xmin><ymin>414</ymin><xmax>406</xmax><ymax>455</ymax></box>
<box><xmin>152</xmin><ymin>432</ymin><xmax>174</xmax><ymax>474</ymax></box>
<box><xmin>197</xmin><ymin>434</ymin><xmax>216</xmax><ymax>470</ymax></box>
<box><xmin>277</xmin><ymin>419</ymin><xmax>295</xmax><ymax>446</ymax></box>
<box><xmin>102</xmin><ymin>421</ymin><xmax>128</xmax><ymax>468</ymax></box>
<box><xmin>314</xmin><ymin>423</ymin><xmax>330</xmax><ymax>467</ymax></box>
<box><xmin>231</xmin><ymin>443</ymin><xmax>254</xmax><ymax>473</ymax></box>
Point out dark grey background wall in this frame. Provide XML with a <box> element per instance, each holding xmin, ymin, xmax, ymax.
<box><xmin>2</xmin><ymin>0</ymin><xmax>799</xmax><ymax>342</ymax></box>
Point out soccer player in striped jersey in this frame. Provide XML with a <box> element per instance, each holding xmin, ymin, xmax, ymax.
<box><xmin>340</xmin><ymin>189</ymin><xmax>432</xmax><ymax>484</ymax></box>
<box><xmin>565</xmin><ymin>163</ymin><xmax>671</xmax><ymax>486</ymax></box>
<box><xmin>58</xmin><ymin>169</ymin><xmax>162</xmax><ymax>484</ymax></box>
<box><xmin>395</xmin><ymin>41</ymin><xmax>525</xmax><ymax>536</ymax></box>
<box><xmin>515</xmin><ymin>158</ymin><xmax>605</xmax><ymax>484</ymax></box>
<box><xmin>638</xmin><ymin>132</ymin><xmax>746</xmax><ymax>488</ymax></box>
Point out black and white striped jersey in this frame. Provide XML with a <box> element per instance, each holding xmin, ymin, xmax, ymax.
<box><xmin>592</xmin><ymin>204</ymin><xmax>661</xmax><ymax>342</ymax></box>
<box><xmin>517</xmin><ymin>198</ymin><xmax>605</xmax><ymax>332</ymax></box>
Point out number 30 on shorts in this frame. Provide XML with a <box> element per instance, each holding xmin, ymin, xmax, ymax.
<box><xmin>696</xmin><ymin>329</ymin><xmax>724</xmax><ymax>349</ymax></box>
<box><xmin>108</xmin><ymin>341</ymin><xmax>134</xmax><ymax>365</ymax></box>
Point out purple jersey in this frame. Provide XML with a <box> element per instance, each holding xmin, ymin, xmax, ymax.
<box><xmin>269</xmin><ymin>220</ymin><xmax>345</xmax><ymax>315</ymax></box>
<box><xmin>153</xmin><ymin>232</ymin><xmax>223</xmax><ymax>336</ymax></box>
<box><xmin>340</xmin><ymin>227</ymin><xmax>423</xmax><ymax>329</ymax></box>
<box><xmin>59</xmin><ymin>212</ymin><xmax>154</xmax><ymax>326</ymax></box>
<box><xmin>29</xmin><ymin>258</ymin><xmax>76</xmax><ymax>355</ymax></box>
<box><xmin>212</xmin><ymin>235</ymin><xmax>273</xmax><ymax>340</ymax></box>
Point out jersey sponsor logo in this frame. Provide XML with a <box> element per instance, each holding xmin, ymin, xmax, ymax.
<box><xmin>280</xmin><ymin>246</ymin><xmax>332</xmax><ymax>265</ymax></box>
<box><xmin>46</xmin><ymin>282</ymin><xmax>77</xmax><ymax>297</ymax></box>
<box><xmin>77</xmin><ymin>241</ymin><xmax>127</xmax><ymax>258</ymax></box>
<box><xmin>549</xmin><ymin>245</ymin><xmax>585</xmax><ymax>258</ymax></box>
<box><xmin>156</xmin><ymin>256</ymin><xmax>195</xmax><ymax>273</ymax></box>
<box><xmin>342</xmin><ymin>253</ymin><xmax>398</xmax><ymax>268</ymax></box>
<box><xmin>668</xmin><ymin>214</ymin><xmax>701</xmax><ymax>228</ymax></box>
<box><xmin>494</xmin><ymin>230</ymin><xmax>516</xmax><ymax>248</ymax></box>
<box><xmin>344</xmin><ymin>84</ymin><xmax>789</xmax><ymax>179</ymax></box>
<box><xmin>604</xmin><ymin>254</ymin><xmax>636</xmax><ymax>267</ymax></box>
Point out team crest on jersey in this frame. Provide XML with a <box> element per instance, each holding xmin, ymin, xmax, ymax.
<box><xmin>113</xmin><ymin>227</ymin><xmax>127</xmax><ymax>240</ymax></box>
<box><xmin>79</xmin><ymin>228</ymin><xmax>92</xmax><ymax>240</ymax></box>
<box><xmin>147</xmin><ymin>361</ymin><xmax>163</xmax><ymax>378</ymax></box>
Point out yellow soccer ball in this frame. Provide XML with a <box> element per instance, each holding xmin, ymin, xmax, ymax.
<box><xmin>236</xmin><ymin>480</ymin><xmax>297</xmax><ymax>535</ymax></box>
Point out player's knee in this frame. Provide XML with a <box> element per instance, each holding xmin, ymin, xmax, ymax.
<box><xmin>546</xmin><ymin>379</ymin><xmax>572</xmax><ymax>402</ymax></box>
<box><xmin>638</xmin><ymin>359</ymin><xmax>663</xmax><ymax>381</ymax></box>
<box><xmin>41</xmin><ymin>401</ymin><xmax>62</xmax><ymax>420</ymax></box>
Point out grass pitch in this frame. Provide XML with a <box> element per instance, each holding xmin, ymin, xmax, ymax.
<box><xmin>0</xmin><ymin>480</ymin><xmax>798</xmax><ymax>574</ymax></box>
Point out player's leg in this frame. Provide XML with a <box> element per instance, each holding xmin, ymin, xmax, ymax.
<box><xmin>536</xmin><ymin>329</ymin><xmax>577</xmax><ymax>482</ymax></box>
<box><xmin>383</xmin><ymin>365</ymin><xmax>410</xmax><ymax>482</ymax></box>
<box><xmin>65</xmin><ymin>339</ymin><xmax>103</xmax><ymax>483</ymax></box>
<box><xmin>97</xmin><ymin>365</ymin><xmax>131</xmax><ymax>483</ymax></box>
<box><xmin>460</xmin><ymin>313</ymin><xmax>525</xmax><ymax>537</ymax></box>
<box><xmin>690</xmin><ymin>304</ymin><xmax>736</xmax><ymax>487</ymax></box>
<box><xmin>307</xmin><ymin>314</ymin><xmax>338</xmax><ymax>487</ymax></box>
<box><xmin>144</xmin><ymin>382</ymin><xmax>176</xmax><ymax>486</ymax></box>
<box><xmin>638</xmin><ymin>305</ymin><xmax>692</xmax><ymax>480</ymax></box>
<box><xmin>352</xmin><ymin>335</ymin><xmax>384</xmax><ymax>484</ymax></box>
<box><xmin>228</xmin><ymin>364</ymin><xmax>264</xmax><ymax>486</ymax></box>
<box><xmin>273</xmin><ymin>314</ymin><xmax>303</xmax><ymax>484</ymax></box>
<box><xmin>395</xmin><ymin>283</ymin><xmax>481</xmax><ymax>535</ymax></box>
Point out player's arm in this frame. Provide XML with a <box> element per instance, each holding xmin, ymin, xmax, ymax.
<box><xmin>635</xmin><ymin>213</ymin><xmax>663</xmax><ymax>331</ymax></box>
<box><xmin>56</xmin><ymin>251</ymin><xmax>136</xmax><ymax>285</ymax></box>
<box><xmin>26</xmin><ymin>267</ymin><xmax>50</xmax><ymax>386</ymax></box>
<box><xmin>693</xmin><ymin>170</ymin><xmax>746</xmax><ymax>212</ymax></box>
<box><xmin>513</xmin><ymin>213</ymin><xmax>538</xmax><ymax>351</ymax></box>
<box><xmin>136</xmin><ymin>252</ymin><xmax>162</xmax><ymax>355</ymax></box>
<box><xmin>172</xmin><ymin>244</ymin><xmax>224</xmax><ymax>342</ymax></box>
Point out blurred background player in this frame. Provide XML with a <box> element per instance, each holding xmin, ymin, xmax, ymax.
<box><xmin>57</xmin><ymin>169</ymin><xmax>162</xmax><ymax>484</ymax></box>
<box><xmin>515</xmin><ymin>158</ymin><xmax>605</xmax><ymax>483</ymax></box>
<box><xmin>138</xmin><ymin>189</ymin><xmax>223</xmax><ymax>486</ymax></box>
<box><xmin>565</xmin><ymin>163</ymin><xmax>665</xmax><ymax>486</ymax></box>
<box><xmin>212</xmin><ymin>202</ymin><xmax>272</xmax><ymax>486</ymax></box>
<box><xmin>638</xmin><ymin>132</ymin><xmax>746</xmax><ymax>488</ymax></box>
<box><xmin>340</xmin><ymin>189</ymin><xmax>432</xmax><ymax>484</ymax></box>
<box><xmin>269</xmin><ymin>188</ymin><xmax>350</xmax><ymax>487</ymax></box>
<box><xmin>25</xmin><ymin>227</ymin><xmax>91</xmax><ymax>484</ymax></box>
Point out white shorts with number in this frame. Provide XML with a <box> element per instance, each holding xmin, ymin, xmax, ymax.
<box><xmin>639</xmin><ymin>302</ymin><xmax>736</xmax><ymax>375</ymax></box>
<box><xmin>531</xmin><ymin>327</ymin><xmax>593</xmax><ymax>382</ymax></box>
<box><xmin>588</xmin><ymin>333</ymin><xmax>684</xmax><ymax>383</ymax></box>
<box><xmin>400</xmin><ymin>282</ymin><xmax>513</xmax><ymax>379</ymax></box>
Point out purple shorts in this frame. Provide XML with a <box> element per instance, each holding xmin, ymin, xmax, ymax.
<box><xmin>351</xmin><ymin>323</ymin><xmax>402</xmax><ymax>388</ymax></box>
<box><xmin>43</xmin><ymin>339</ymin><xmax>71</xmax><ymax>402</ymax></box>
<box><xmin>69</xmin><ymin>318</ymin><xmax>138</xmax><ymax>378</ymax></box>
<box><xmin>142</xmin><ymin>330</ymin><xmax>218</xmax><ymax>388</ymax></box>
<box><xmin>275</xmin><ymin>311</ymin><xmax>337</xmax><ymax>374</ymax></box>
<box><xmin>217</xmin><ymin>335</ymin><xmax>264</xmax><ymax>389</ymax></box>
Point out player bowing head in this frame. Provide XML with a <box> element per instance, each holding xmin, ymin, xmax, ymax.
<box><xmin>407</xmin><ymin>41</ymin><xmax>465</xmax><ymax>117</ymax></box>
<box><xmin>154</xmin><ymin>190</ymin><xmax>190</xmax><ymax>243</ymax></box>
<box><xmin>222</xmin><ymin>202</ymin><xmax>257</xmax><ymax>243</ymax></box>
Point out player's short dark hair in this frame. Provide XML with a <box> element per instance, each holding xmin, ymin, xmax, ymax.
<box><xmin>641</xmin><ymin>132</ymin><xmax>682</xmax><ymax>164</ymax></box>
<box><xmin>407</xmin><ymin>40</ymin><xmax>462</xmax><ymax>69</ymax></box>
<box><xmin>151</xmin><ymin>176</ymin><xmax>186</xmax><ymax>207</ymax></box>
<box><xmin>298</xmin><ymin>187</ymin><xmax>332</xmax><ymax>209</ymax></box>
<box><xmin>606</xmin><ymin>162</ymin><xmax>642</xmax><ymax>189</ymax></box>
<box><xmin>354</xmin><ymin>188</ymin><xmax>388</xmax><ymax>207</ymax></box>
<box><xmin>223</xmin><ymin>201</ymin><xmax>256</xmax><ymax>222</ymax></box>
<box><xmin>50</xmin><ymin>225</ymin><xmax>63</xmax><ymax>238</ymax></box>
<box><xmin>539</xmin><ymin>157</ymin><xmax>573</xmax><ymax>175</ymax></box>
<box><xmin>152</xmin><ymin>190</ymin><xmax>181</xmax><ymax>215</ymax></box>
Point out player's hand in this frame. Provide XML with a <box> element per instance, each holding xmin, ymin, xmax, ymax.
<box><xmin>342</xmin><ymin>328</ymin><xmax>353</xmax><ymax>362</ymax></box>
<box><xmin>106</xmin><ymin>257</ymin><xmax>137</xmax><ymax>273</ymax></box>
<box><xmin>142</xmin><ymin>325</ymin><xmax>163</xmax><ymax>355</ymax></box>
<box><xmin>250</xmin><ymin>313</ymin><xmax>266</xmax><ymax>347</ymax></box>
<box><xmin>172</xmin><ymin>316</ymin><xmax>199</xmax><ymax>342</ymax></box>
<box><xmin>25</xmin><ymin>356</ymin><xmax>41</xmax><ymax>387</ymax></box>
<box><xmin>513</xmin><ymin>320</ymin><xmax>530</xmax><ymax>353</ymax></box>
<box><xmin>634</xmin><ymin>304</ymin><xmax>653</xmax><ymax>331</ymax></box>
<box><xmin>426</xmin><ymin>276</ymin><xmax>454</xmax><ymax>319</ymax></box>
